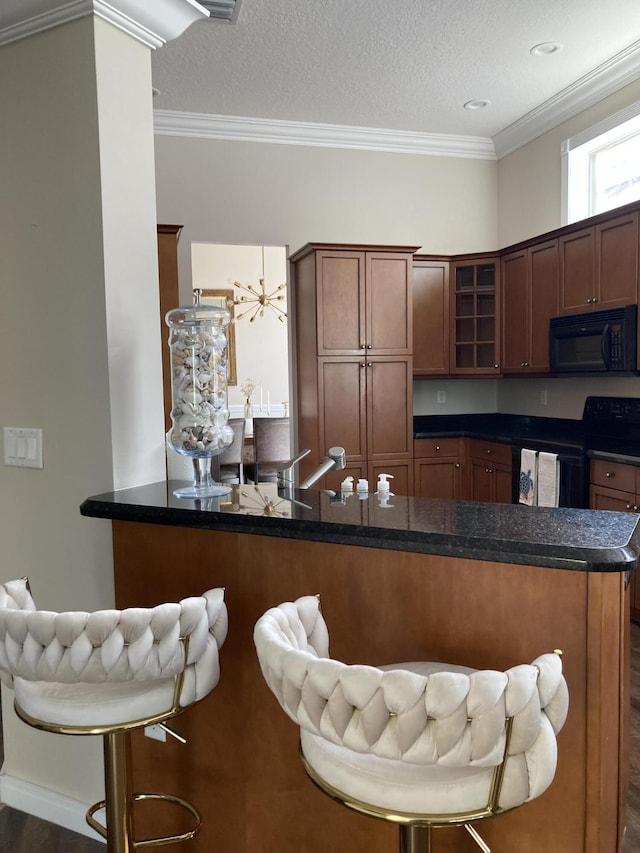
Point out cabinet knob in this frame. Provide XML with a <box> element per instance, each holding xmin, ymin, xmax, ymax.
<box><xmin>486</xmin><ymin>449</ymin><xmax>492</xmax><ymax>454</ymax></box>
<box><xmin>366</xmin><ymin>362</ymin><xmax>372</xmax><ymax>367</ymax></box>
<box><xmin>605</xmin><ymin>471</ymin><xmax>615</xmax><ymax>478</ymax></box>
<box><xmin>486</xmin><ymin>467</ymin><xmax>494</xmax><ymax>474</ymax></box>
<box><xmin>627</xmin><ymin>503</ymin><xmax>633</xmax><ymax>510</ymax></box>
<box><xmin>455</xmin><ymin>463</ymin><xmax>460</xmax><ymax>468</ymax></box>
<box><xmin>361</xmin><ymin>343</ymin><xmax>366</xmax><ymax>349</ymax></box>
<box><xmin>494</xmin><ymin>364</ymin><xmax>500</xmax><ymax>369</ymax></box>
<box><xmin>366</xmin><ymin>344</ymin><xmax>372</xmax><ymax>349</ymax></box>
<box><xmin>635</xmin><ymin>505</ymin><xmax>639</xmax><ymax>512</ymax></box>
<box><xmin>360</xmin><ymin>363</ymin><xmax>367</xmax><ymax>368</ymax></box>
<box><xmin>435</xmin><ymin>445</ymin><xmax>440</xmax><ymax>451</ymax></box>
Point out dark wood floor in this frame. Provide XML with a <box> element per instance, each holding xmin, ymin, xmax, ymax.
<box><xmin>1</xmin><ymin>623</ymin><xmax>640</xmax><ymax>851</ymax></box>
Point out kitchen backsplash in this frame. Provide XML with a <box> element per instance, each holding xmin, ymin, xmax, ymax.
<box><xmin>413</xmin><ymin>375</ymin><xmax>640</xmax><ymax>420</ymax></box>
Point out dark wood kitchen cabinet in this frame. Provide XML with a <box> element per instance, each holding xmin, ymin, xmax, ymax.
<box><xmin>468</xmin><ymin>439</ymin><xmax>512</xmax><ymax>503</ymax></box>
<box><xmin>291</xmin><ymin>243</ymin><xmax>418</xmax><ymax>486</ymax></box>
<box><xmin>559</xmin><ymin>210</ymin><xmax>638</xmax><ymax>313</ymax></box>
<box><xmin>412</xmin><ymin>257</ymin><xmax>450</xmax><ymax>376</ymax></box>
<box><xmin>317</xmin><ymin>354</ymin><xmax>413</xmax><ymax>467</ymax></box>
<box><xmin>450</xmin><ymin>255</ymin><xmax>501</xmax><ymax>375</ymax></box>
<box><xmin>501</xmin><ymin>240</ymin><xmax>558</xmax><ymax>374</ymax></box>
<box><xmin>310</xmin><ymin>246</ymin><xmax>415</xmax><ymax>356</ymax></box>
<box><xmin>590</xmin><ymin>458</ymin><xmax>640</xmax><ymax>621</ymax></box>
<box><xmin>413</xmin><ymin>437</ymin><xmax>462</xmax><ymax>499</ymax></box>
<box><xmin>157</xmin><ymin>224</ymin><xmax>182</xmax><ymax>433</ymax></box>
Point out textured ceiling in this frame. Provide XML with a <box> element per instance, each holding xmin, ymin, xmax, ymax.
<box><xmin>151</xmin><ymin>0</ymin><xmax>640</xmax><ymax>144</ymax></box>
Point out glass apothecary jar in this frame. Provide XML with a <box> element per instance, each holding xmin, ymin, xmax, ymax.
<box><xmin>166</xmin><ymin>300</ymin><xmax>234</xmax><ymax>498</ymax></box>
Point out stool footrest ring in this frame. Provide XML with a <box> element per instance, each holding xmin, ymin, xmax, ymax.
<box><xmin>86</xmin><ymin>791</ymin><xmax>202</xmax><ymax>848</ymax></box>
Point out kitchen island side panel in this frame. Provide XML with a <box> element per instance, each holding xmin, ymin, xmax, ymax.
<box><xmin>112</xmin><ymin>520</ymin><xmax>626</xmax><ymax>853</ymax></box>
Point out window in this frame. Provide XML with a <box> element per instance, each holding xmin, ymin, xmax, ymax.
<box><xmin>562</xmin><ymin>100</ymin><xmax>640</xmax><ymax>224</ymax></box>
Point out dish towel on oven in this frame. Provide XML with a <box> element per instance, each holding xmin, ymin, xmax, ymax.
<box><xmin>537</xmin><ymin>452</ymin><xmax>560</xmax><ymax>507</ymax></box>
<box><xmin>519</xmin><ymin>449</ymin><xmax>538</xmax><ymax>506</ymax></box>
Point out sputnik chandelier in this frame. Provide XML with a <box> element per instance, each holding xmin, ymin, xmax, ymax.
<box><xmin>233</xmin><ymin>246</ymin><xmax>287</xmax><ymax>324</ymax></box>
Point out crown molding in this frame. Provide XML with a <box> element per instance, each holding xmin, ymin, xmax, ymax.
<box><xmin>153</xmin><ymin>111</ymin><xmax>497</xmax><ymax>160</ymax></box>
<box><xmin>0</xmin><ymin>0</ymin><xmax>208</xmax><ymax>50</ymax></box>
<box><xmin>494</xmin><ymin>38</ymin><xmax>640</xmax><ymax>158</ymax></box>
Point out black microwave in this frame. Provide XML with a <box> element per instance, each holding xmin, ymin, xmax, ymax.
<box><xmin>549</xmin><ymin>304</ymin><xmax>638</xmax><ymax>374</ymax></box>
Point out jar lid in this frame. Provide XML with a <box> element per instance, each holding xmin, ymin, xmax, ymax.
<box><xmin>165</xmin><ymin>304</ymin><xmax>231</xmax><ymax>327</ymax></box>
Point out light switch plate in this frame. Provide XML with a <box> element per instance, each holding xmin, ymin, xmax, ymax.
<box><xmin>4</xmin><ymin>427</ymin><xmax>43</xmax><ymax>469</ymax></box>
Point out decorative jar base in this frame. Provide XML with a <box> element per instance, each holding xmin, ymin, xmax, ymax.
<box><xmin>173</xmin><ymin>482</ymin><xmax>232</xmax><ymax>499</ymax></box>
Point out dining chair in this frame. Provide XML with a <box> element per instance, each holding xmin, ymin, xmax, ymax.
<box><xmin>218</xmin><ymin>418</ymin><xmax>246</xmax><ymax>484</ymax></box>
<box><xmin>251</xmin><ymin>417</ymin><xmax>291</xmax><ymax>483</ymax></box>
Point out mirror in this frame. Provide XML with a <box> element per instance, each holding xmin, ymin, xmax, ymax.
<box><xmin>198</xmin><ymin>288</ymin><xmax>237</xmax><ymax>385</ymax></box>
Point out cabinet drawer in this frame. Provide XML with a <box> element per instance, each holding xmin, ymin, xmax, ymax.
<box><xmin>468</xmin><ymin>439</ymin><xmax>511</xmax><ymax>466</ymax></box>
<box><xmin>590</xmin><ymin>458</ymin><xmax>638</xmax><ymax>493</ymax></box>
<box><xmin>414</xmin><ymin>437</ymin><xmax>460</xmax><ymax>458</ymax></box>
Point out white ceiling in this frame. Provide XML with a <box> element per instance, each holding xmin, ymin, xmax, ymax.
<box><xmin>151</xmin><ymin>0</ymin><xmax>640</xmax><ymax>157</ymax></box>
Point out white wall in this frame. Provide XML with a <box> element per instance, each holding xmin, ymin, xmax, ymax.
<box><xmin>191</xmin><ymin>243</ymin><xmax>290</xmax><ymax>415</ymax></box>
<box><xmin>0</xmin><ymin>15</ymin><xmax>165</xmax><ymax>834</ymax></box>
<box><xmin>154</xmin><ymin>136</ymin><xmax>499</xmax><ymax>290</ymax></box>
<box><xmin>498</xmin><ymin>79</ymin><xmax>640</xmax><ymax>248</ymax></box>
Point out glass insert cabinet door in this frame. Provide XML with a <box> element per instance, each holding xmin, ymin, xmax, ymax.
<box><xmin>450</xmin><ymin>258</ymin><xmax>500</xmax><ymax>374</ymax></box>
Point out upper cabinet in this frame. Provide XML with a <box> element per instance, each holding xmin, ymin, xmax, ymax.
<box><xmin>412</xmin><ymin>257</ymin><xmax>450</xmax><ymax>376</ymax></box>
<box><xmin>303</xmin><ymin>245</ymin><xmax>416</xmax><ymax>356</ymax></box>
<box><xmin>501</xmin><ymin>240</ymin><xmax>559</xmax><ymax>374</ymax></box>
<box><xmin>559</xmin><ymin>210</ymin><xmax>639</xmax><ymax>313</ymax></box>
<box><xmin>450</xmin><ymin>256</ymin><xmax>501</xmax><ymax>375</ymax></box>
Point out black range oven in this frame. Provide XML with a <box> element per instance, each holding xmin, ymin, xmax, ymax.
<box><xmin>511</xmin><ymin>439</ymin><xmax>588</xmax><ymax>509</ymax></box>
<box><xmin>511</xmin><ymin>397</ymin><xmax>640</xmax><ymax>510</ymax></box>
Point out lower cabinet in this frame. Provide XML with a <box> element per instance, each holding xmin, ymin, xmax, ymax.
<box><xmin>468</xmin><ymin>439</ymin><xmax>512</xmax><ymax>503</ymax></box>
<box><xmin>590</xmin><ymin>458</ymin><xmax>640</xmax><ymax>621</ymax></box>
<box><xmin>413</xmin><ymin>438</ymin><xmax>462</xmax><ymax>499</ymax></box>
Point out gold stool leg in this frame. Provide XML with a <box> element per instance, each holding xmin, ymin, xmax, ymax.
<box><xmin>464</xmin><ymin>823</ymin><xmax>491</xmax><ymax>852</ymax></box>
<box><xmin>86</xmin><ymin>731</ymin><xmax>134</xmax><ymax>853</ymax></box>
<box><xmin>399</xmin><ymin>824</ymin><xmax>431</xmax><ymax>853</ymax></box>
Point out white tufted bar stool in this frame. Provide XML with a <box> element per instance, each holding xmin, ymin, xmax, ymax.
<box><xmin>254</xmin><ymin>595</ymin><xmax>569</xmax><ymax>853</ymax></box>
<box><xmin>0</xmin><ymin>578</ymin><xmax>227</xmax><ymax>853</ymax></box>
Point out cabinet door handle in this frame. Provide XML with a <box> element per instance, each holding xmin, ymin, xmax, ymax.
<box><xmin>605</xmin><ymin>471</ymin><xmax>615</xmax><ymax>478</ymax></box>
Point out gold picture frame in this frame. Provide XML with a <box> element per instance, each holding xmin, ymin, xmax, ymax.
<box><xmin>198</xmin><ymin>289</ymin><xmax>237</xmax><ymax>386</ymax></box>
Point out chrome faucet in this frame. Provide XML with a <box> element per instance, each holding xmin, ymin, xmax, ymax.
<box><xmin>299</xmin><ymin>447</ymin><xmax>347</xmax><ymax>490</ymax></box>
<box><xmin>277</xmin><ymin>449</ymin><xmax>311</xmax><ymax>499</ymax></box>
<box><xmin>277</xmin><ymin>446</ymin><xmax>347</xmax><ymax>497</ymax></box>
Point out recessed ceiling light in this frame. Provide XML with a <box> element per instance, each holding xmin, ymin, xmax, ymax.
<box><xmin>464</xmin><ymin>99</ymin><xmax>491</xmax><ymax>111</ymax></box>
<box><xmin>530</xmin><ymin>42</ymin><xmax>563</xmax><ymax>56</ymax></box>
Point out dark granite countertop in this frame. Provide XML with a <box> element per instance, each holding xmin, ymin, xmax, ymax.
<box><xmin>80</xmin><ymin>481</ymin><xmax>640</xmax><ymax>574</ymax></box>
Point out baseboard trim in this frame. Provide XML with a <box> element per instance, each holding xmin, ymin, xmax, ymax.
<box><xmin>0</xmin><ymin>772</ymin><xmax>105</xmax><ymax>844</ymax></box>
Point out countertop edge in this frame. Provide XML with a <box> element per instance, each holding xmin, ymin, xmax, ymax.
<box><xmin>79</xmin><ymin>495</ymin><xmax>640</xmax><ymax>574</ymax></box>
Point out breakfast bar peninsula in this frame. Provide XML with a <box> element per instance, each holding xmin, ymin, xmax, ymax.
<box><xmin>80</xmin><ymin>482</ymin><xmax>640</xmax><ymax>853</ymax></box>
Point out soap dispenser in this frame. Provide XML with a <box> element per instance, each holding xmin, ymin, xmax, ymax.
<box><xmin>356</xmin><ymin>478</ymin><xmax>369</xmax><ymax>499</ymax></box>
<box><xmin>375</xmin><ymin>473</ymin><xmax>394</xmax><ymax>496</ymax></box>
<box><xmin>341</xmin><ymin>476</ymin><xmax>354</xmax><ymax>492</ymax></box>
